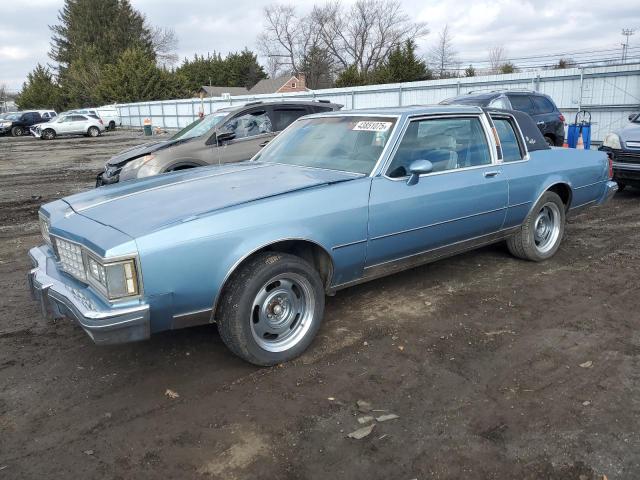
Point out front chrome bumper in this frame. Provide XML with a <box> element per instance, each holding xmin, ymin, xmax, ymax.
<box><xmin>28</xmin><ymin>245</ymin><xmax>150</xmax><ymax>345</ymax></box>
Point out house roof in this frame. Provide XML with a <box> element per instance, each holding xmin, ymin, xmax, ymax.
<box><xmin>248</xmin><ymin>74</ymin><xmax>306</xmax><ymax>95</ymax></box>
<box><xmin>199</xmin><ymin>85</ymin><xmax>249</xmax><ymax>97</ymax></box>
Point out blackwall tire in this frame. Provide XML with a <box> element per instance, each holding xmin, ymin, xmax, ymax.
<box><xmin>217</xmin><ymin>252</ymin><xmax>325</xmax><ymax>366</ymax></box>
<box><xmin>507</xmin><ymin>191</ymin><xmax>566</xmax><ymax>262</ymax></box>
<box><xmin>11</xmin><ymin>126</ymin><xmax>23</xmax><ymax>137</ymax></box>
<box><xmin>88</xmin><ymin>126</ymin><xmax>99</xmax><ymax>137</ymax></box>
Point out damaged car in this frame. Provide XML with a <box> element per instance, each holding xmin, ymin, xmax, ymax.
<box><xmin>29</xmin><ymin>105</ymin><xmax>616</xmax><ymax>365</ymax></box>
<box><xmin>96</xmin><ymin>100</ymin><xmax>342</xmax><ymax>186</ymax></box>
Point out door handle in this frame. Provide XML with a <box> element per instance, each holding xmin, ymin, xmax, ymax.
<box><xmin>536</xmin><ymin>121</ymin><xmax>545</xmax><ymax>125</ymax></box>
<box><xmin>484</xmin><ymin>170</ymin><xmax>501</xmax><ymax>178</ymax></box>
<box><xmin>259</xmin><ymin>140</ymin><xmax>271</xmax><ymax>147</ymax></box>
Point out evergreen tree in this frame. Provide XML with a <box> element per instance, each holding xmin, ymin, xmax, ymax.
<box><xmin>15</xmin><ymin>64</ymin><xmax>63</xmax><ymax>110</ymax></box>
<box><xmin>176</xmin><ymin>53</ymin><xmax>228</xmax><ymax>93</ymax></box>
<box><xmin>50</xmin><ymin>0</ymin><xmax>153</xmax><ymax>70</ymax></box>
<box><xmin>335</xmin><ymin>65</ymin><xmax>370</xmax><ymax>88</ymax></box>
<box><xmin>300</xmin><ymin>46</ymin><xmax>334</xmax><ymax>89</ymax></box>
<box><xmin>96</xmin><ymin>48</ymin><xmax>184</xmax><ymax>104</ymax></box>
<box><xmin>499</xmin><ymin>62</ymin><xmax>517</xmax><ymax>74</ymax></box>
<box><xmin>374</xmin><ymin>40</ymin><xmax>431</xmax><ymax>84</ymax></box>
<box><xmin>225</xmin><ymin>49</ymin><xmax>267</xmax><ymax>89</ymax></box>
<box><xmin>464</xmin><ymin>65</ymin><xmax>476</xmax><ymax>77</ymax></box>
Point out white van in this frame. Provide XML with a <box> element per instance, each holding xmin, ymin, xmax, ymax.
<box><xmin>96</xmin><ymin>106</ymin><xmax>120</xmax><ymax>130</ymax></box>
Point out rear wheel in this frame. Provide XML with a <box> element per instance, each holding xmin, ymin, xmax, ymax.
<box><xmin>544</xmin><ymin>135</ymin><xmax>555</xmax><ymax>147</ymax></box>
<box><xmin>616</xmin><ymin>182</ymin><xmax>626</xmax><ymax>192</ymax></box>
<box><xmin>217</xmin><ymin>252</ymin><xmax>325</xmax><ymax>366</ymax></box>
<box><xmin>42</xmin><ymin>129</ymin><xmax>56</xmax><ymax>140</ymax></box>
<box><xmin>108</xmin><ymin>121</ymin><xmax>116</xmax><ymax>131</ymax></box>
<box><xmin>507</xmin><ymin>191</ymin><xmax>566</xmax><ymax>261</ymax></box>
<box><xmin>11</xmin><ymin>126</ymin><xmax>23</xmax><ymax>137</ymax></box>
<box><xmin>87</xmin><ymin>126</ymin><xmax>100</xmax><ymax>137</ymax></box>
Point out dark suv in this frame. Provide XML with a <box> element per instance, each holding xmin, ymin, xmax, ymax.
<box><xmin>441</xmin><ymin>91</ymin><xmax>565</xmax><ymax>147</ymax></box>
<box><xmin>0</xmin><ymin>111</ymin><xmax>45</xmax><ymax>136</ymax></box>
<box><xmin>97</xmin><ymin>100</ymin><xmax>342</xmax><ymax>186</ymax></box>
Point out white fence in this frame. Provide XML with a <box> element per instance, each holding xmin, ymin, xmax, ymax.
<box><xmin>116</xmin><ymin>62</ymin><xmax>640</xmax><ymax>143</ymax></box>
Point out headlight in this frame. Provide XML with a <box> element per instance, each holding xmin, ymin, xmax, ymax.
<box><xmin>86</xmin><ymin>255</ymin><xmax>139</xmax><ymax>299</ymax></box>
<box><xmin>125</xmin><ymin>154</ymin><xmax>155</xmax><ymax>171</ymax></box>
<box><xmin>54</xmin><ymin>236</ymin><xmax>140</xmax><ymax>300</ymax></box>
<box><xmin>39</xmin><ymin>214</ymin><xmax>51</xmax><ymax>245</ymax></box>
<box><xmin>603</xmin><ymin>133</ymin><xmax>622</xmax><ymax>150</ymax></box>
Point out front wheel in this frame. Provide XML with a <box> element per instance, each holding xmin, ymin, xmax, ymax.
<box><xmin>217</xmin><ymin>252</ymin><xmax>325</xmax><ymax>366</ymax></box>
<box><xmin>11</xmin><ymin>126</ymin><xmax>23</xmax><ymax>137</ymax></box>
<box><xmin>507</xmin><ymin>191</ymin><xmax>566</xmax><ymax>261</ymax></box>
<box><xmin>42</xmin><ymin>129</ymin><xmax>56</xmax><ymax>140</ymax></box>
<box><xmin>87</xmin><ymin>126</ymin><xmax>100</xmax><ymax>137</ymax></box>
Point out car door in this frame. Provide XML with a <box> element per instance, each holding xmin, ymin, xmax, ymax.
<box><xmin>216</xmin><ymin>107</ymin><xmax>277</xmax><ymax>164</ymax></box>
<box><xmin>366</xmin><ymin>114</ymin><xmax>509</xmax><ymax>268</ymax></box>
<box><xmin>69</xmin><ymin>115</ymin><xmax>87</xmax><ymax>133</ymax></box>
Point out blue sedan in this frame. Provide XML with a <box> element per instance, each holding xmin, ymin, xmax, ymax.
<box><xmin>29</xmin><ymin>105</ymin><xmax>617</xmax><ymax>365</ymax></box>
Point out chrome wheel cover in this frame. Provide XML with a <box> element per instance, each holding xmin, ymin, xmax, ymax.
<box><xmin>533</xmin><ymin>202</ymin><xmax>561</xmax><ymax>254</ymax></box>
<box><xmin>250</xmin><ymin>272</ymin><xmax>315</xmax><ymax>352</ymax></box>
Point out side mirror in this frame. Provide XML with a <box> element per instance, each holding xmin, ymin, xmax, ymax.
<box><xmin>215</xmin><ymin>131</ymin><xmax>236</xmax><ymax>146</ymax></box>
<box><xmin>407</xmin><ymin>159</ymin><xmax>433</xmax><ymax>186</ymax></box>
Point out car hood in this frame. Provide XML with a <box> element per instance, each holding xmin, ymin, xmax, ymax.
<box><xmin>106</xmin><ymin>140</ymin><xmax>171</xmax><ymax>166</ymax></box>
<box><xmin>618</xmin><ymin>122</ymin><xmax>640</xmax><ymax>143</ymax></box>
<box><xmin>63</xmin><ymin>162</ymin><xmax>362</xmax><ymax>237</ymax></box>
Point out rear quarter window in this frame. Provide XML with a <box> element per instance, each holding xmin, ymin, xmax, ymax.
<box><xmin>492</xmin><ymin>118</ymin><xmax>524</xmax><ymax>162</ymax></box>
<box><xmin>532</xmin><ymin>96</ymin><xmax>556</xmax><ymax>114</ymax></box>
<box><xmin>507</xmin><ymin>95</ymin><xmax>535</xmax><ymax>114</ymax></box>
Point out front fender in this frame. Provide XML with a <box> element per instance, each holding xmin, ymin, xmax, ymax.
<box><xmin>133</xmin><ymin>178</ymin><xmax>371</xmax><ymax>329</ymax></box>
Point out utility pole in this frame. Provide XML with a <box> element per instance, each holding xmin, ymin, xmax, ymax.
<box><xmin>621</xmin><ymin>28</ymin><xmax>635</xmax><ymax>63</ymax></box>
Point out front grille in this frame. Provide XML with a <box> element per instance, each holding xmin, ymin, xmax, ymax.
<box><xmin>625</xmin><ymin>141</ymin><xmax>640</xmax><ymax>149</ymax></box>
<box><xmin>55</xmin><ymin>238</ymin><xmax>87</xmax><ymax>281</ymax></box>
<box><xmin>615</xmin><ymin>151</ymin><xmax>640</xmax><ymax>164</ymax></box>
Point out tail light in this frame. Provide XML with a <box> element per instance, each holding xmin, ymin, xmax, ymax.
<box><xmin>559</xmin><ymin>113</ymin><xmax>565</xmax><ymax>123</ymax></box>
<box><xmin>607</xmin><ymin>152</ymin><xmax>614</xmax><ymax>179</ymax></box>
<box><xmin>99</xmin><ymin>119</ymin><xmax>104</xmax><ymax>125</ymax></box>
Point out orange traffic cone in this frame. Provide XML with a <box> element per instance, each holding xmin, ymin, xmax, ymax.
<box><xmin>576</xmin><ymin>132</ymin><xmax>584</xmax><ymax>149</ymax></box>
<box><xmin>562</xmin><ymin>139</ymin><xmax>569</xmax><ymax>148</ymax></box>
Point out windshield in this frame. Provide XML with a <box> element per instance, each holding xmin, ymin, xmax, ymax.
<box><xmin>254</xmin><ymin>115</ymin><xmax>397</xmax><ymax>175</ymax></box>
<box><xmin>5</xmin><ymin>113</ymin><xmax>20</xmax><ymax>120</ymax></box>
<box><xmin>170</xmin><ymin>112</ymin><xmax>229</xmax><ymax>141</ymax></box>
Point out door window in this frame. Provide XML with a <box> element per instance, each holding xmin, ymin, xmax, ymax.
<box><xmin>492</xmin><ymin>118</ymin><xmax>524</xmax><ymax>162</ymax></box>
<box><xmin>387</xmin><ymin>117</ymin><xmax>491</xmax><ymax>178</ymax></box>
<box><xmin>71</xmin><ymin>115</ymin><xmax>86</xmax><ymax>122</ymax></box>
<box><xmin>506</xmin><ymin>95</ymin><xmax>535</xmax><ymax>114</ymax></box>
<box><xmin>531</xmin><ymin>96</ymin><xmax>555</xmax><ymax>114</ymax></box>
<box><xmin>488</xmin><ymin>97</ymin><xmax>510</xmax><ymax>109</ymax></box>
<box><xmin>271</xmin><ymin>108</ymin><xmax>308</xmax><ymax>131</ymax></box>
<box><xmin>222</xmin><ymin>110</ymin><xmax>273</xmax><ymax>140</ymax></box>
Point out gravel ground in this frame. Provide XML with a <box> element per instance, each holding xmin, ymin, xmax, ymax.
<box><xmin>0</xmin><ymin>131</ymin><xmax>638</xmax><ymax>479</ymax></box>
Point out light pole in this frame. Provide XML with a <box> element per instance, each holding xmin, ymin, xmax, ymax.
<box><xmin>622</xmin><ymin>28</ymin><xmax>635</xmax><ymax>63</ymax></box>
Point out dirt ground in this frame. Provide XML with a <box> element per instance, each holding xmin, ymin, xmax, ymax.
<box><xmin>0</xmin><ymin>131</ymin><xmax>639</xmax><ymax>480</ymax></box>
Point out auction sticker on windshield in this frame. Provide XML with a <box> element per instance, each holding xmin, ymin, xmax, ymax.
<box><xmin>352</xmin><ymin>121</ymin><xmax>393</xmax><ymax>132</ymax></box>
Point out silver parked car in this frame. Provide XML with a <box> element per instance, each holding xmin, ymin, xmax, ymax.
<box><xmin>30</xmin><ymin>114</ymin><xmax>105</xmax><ymax>140</ymax></box>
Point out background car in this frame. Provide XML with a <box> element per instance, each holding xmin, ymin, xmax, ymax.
<box><xmin>0</xmin><ymin>111</ymin><xmax>46</xmax><ymax>136</ymax></box>
<box><xmin>600</xmin><ymin>112</ymin><xmax>640</xmax><ymax>191</ymax></box>
<box><xmin>96</xmin><ymin>100</ymin><xmax>342</xmax><ymax>186</ymax></box>
<box><xmin>30</xmin><ymin>114</ymin><xmax>105</xmax><ymax>140</ymax></box>
<box><xmin>440</xmin><ymin>90</ymin><xmax>566</xmax><ymax>147</ymax></box>
<box><xmin>36</xmin><ymin>110</ymin><xmax>57</xmax><ymax>121</ymax></box>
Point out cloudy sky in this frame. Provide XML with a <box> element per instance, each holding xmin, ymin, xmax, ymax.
<box><xmin>1</xmin><ymin>0</ymin><xmax>638</xmax><ymax>92</ymax></box>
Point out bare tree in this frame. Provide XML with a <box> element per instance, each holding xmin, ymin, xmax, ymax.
<box><xmin>258</xmin><ymin>4</ymin><xmax>323</xmax><ymax>77</ymax></box>
<box><xmin>488</xmin><ymin>45</ymin><xmax>506</xmax><ymax>74</ymax></box>
<box><xmin>313</xmin><ymin>0</ymin><xmax>428</xmax><ymax>75</ymax></box>
<box><xmin>150</xmin><ymin>25</ymin><xmax>179</xmax><ymax>68</ymax></box>
<box><xmin>259</xmin><ymin>1</ymin><xmax>428</xmax><ymax>81</ymax></box>
<box><xmin>428</xmin><ymin>24</ymin><xmax>458</xmax><ymax>78</ymax></box>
